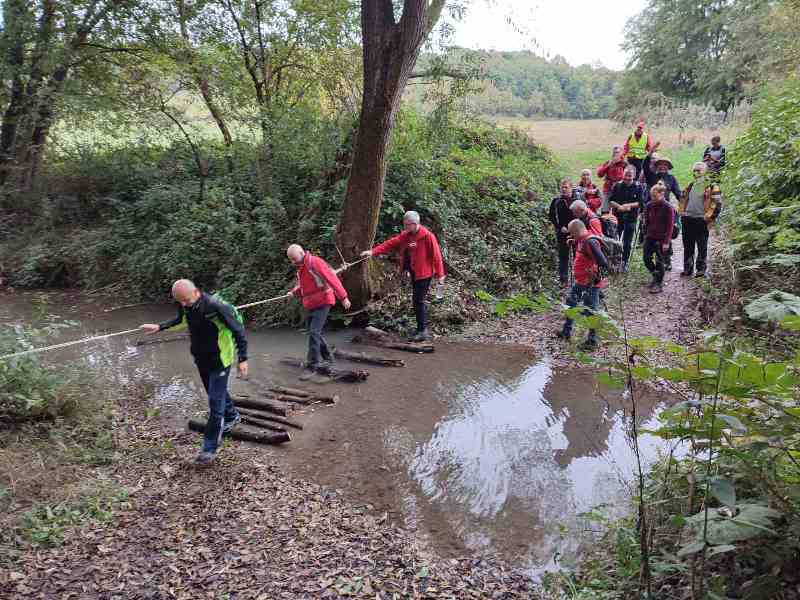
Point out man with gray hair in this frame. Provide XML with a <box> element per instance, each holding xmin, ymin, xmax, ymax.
<box><xmin>141</xmin><ymin>279</ymin><xmax>247</xmax><ymax>464</ymax></box>
<box><xmin>285</xmin><ymin>244</ymin><xmax>351</xmax><ymax>370</ymax></box>
<box><xmin>570</xmin><ymin>199</ymin><xmax>604</xmax><ymax>237</ymax></box>
<box><xmin>678</xmin><ymin>162</ymin><xmax>723</xmax><ymax>277</ymax></box>
<box><xmin>362</xmin><ymin>210</ymin><xmax>445</xmax><ymax>341</ymax></box>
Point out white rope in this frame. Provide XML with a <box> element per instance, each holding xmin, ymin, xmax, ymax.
<box><xmin>0</xmin><ymin>254</ymin><xmax>373</xmax><ymax>361</ymax></box>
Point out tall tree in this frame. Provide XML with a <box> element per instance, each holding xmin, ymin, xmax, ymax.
<box><xmin>335</xmin><ymin>0</ymin><xmax>446</xmax><ymax>308</ymax></box>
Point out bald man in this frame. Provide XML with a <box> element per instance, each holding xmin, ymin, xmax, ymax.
<box><xmin>286</xmin><ymin>245</ymin><xmax>350</xmax><ymax>371</ymax></box>
<box><xmin>141</xmin><ymin>279</ymin><xmax>248</xmax><ymax>464</ymax></box>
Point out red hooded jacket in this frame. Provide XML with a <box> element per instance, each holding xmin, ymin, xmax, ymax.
<box><xmin>372</xmin><ymin>225</ymin><xmax>445</xmax><ymax>281</ymax></box>
<box><xmin>291</xmin><ymin>253</ymin><xmax>348</xmax><ymax>311</ymax></box>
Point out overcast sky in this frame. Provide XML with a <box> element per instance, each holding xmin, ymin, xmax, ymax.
<box><xmin>446</xmin><ymin>0</ymin><xmax>647</xmax><ymax>71</ymax></box>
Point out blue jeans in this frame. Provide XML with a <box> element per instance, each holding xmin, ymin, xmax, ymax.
<box><xmin>198</xmin><ymin>365</ymin><xmax>238</xmax><ymax>454</ymax></box>
<box><xmin>306</xmin><ymin>305</ymin><xmax>332</xmax><ymax>366</ymax></box>
<box><xmin>561</xmin><ymin>284</ymin><xmax>600</xmax><ymax>340</ymax></box>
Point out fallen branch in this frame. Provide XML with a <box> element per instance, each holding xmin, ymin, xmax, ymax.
<box><xmin>187</xmin><ymin>418</ymin><xmax>290</xmax><ymax>444</ymax></box>
<box><xmin>135</xmin><ymin>334</ymin><xmax>189</xmax><ymax>347</ymax></box>
<box><xmin>104</xmin><ymin>302</ymin><xmax>151</xmax><ymax>313</ymax></box>
<box><xmin>231</xmin><ymin>396</ymin><xmax>288</xmax><ymax>417</ymax></box>
<box><xmin>265</xmin><ymin>386</ymin><xmax>338</xmax><ymax>405</ymax></box>
<box><xmin>333</xmin><ymin>348</ymin><xmax>405</xmax><ymax>367</ymax></box>
<box><xmin>237</xmin><ymin>407</ymin><xmax>304</xmax><ymax>430</ymax></box>
<box><xmin>267</xmin><ymin>385</ymin><xmax>311</xmax><ymax>398</ymax></box>
<box><xmin>280</xmin><ymin>358</ymin><xmax>369</xmax><ymax>382</ymax></box>
<box><xmin>351</xmin><ymin>327</ymin><xmax>434</xmax><ymax>354</ymax></box>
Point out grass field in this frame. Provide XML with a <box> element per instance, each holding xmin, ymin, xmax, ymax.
<box><xmin>491</xmin><ymin>118</ymin><xmax>743</xmax><ymax>187</ymax></box>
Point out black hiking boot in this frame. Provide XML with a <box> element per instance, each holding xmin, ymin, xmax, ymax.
<box><xmin>649</xmin><ymin>282</ymin><xmax>663</xmax><ymax>294</ymax></box>
<box><xmin>694</xmin><ymin>271</ymin><xmax>706</xmax><ymax>278</ymax></box>
<box><xmin>680</xmin><ymin>269</ymin><xmax>693</xmax><ymax>277</ymax></box>
<box><xmin>555</xmin><ymin>329</ymin><xmax>571</xmax><ymax>341</ymax></box>
<box><xmin>578</xmin><ymin>338</ymin><xmax>598</xmax><ymax>352</ymax></box>
<box><xmin>222</xmin><ymin>413</ymin><xmax>241</xmax><ymax>433</ymax></box>
<box><xmin>411</xmin><ymin>329</ymin><xmax>431</xmax><ymax>342</ymax></box>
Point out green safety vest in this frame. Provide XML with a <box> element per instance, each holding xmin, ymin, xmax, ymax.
<box><xmin>627</xmin><ymin>133</ymin><xmax>649</xmax><ymax>159</ymax></box>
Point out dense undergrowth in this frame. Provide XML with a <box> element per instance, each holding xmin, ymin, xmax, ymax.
<box><xmin>1</xmin><ymin>110</ymin><xmax>561</xmax><ymax>331</ymax></box>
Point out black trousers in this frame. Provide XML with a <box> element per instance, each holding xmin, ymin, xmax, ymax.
<box><xmin>643</xmin><ymin>238</ymin><xmax>666</xmax><ymax>283</ymax></box>
<box><xmin>628</xmin><ymin>157</ymin><xmax>644</xmax><ymax>179</ymax></box>
<box><xmin>412</xmin><ymin>277</ymin><xmax>432</xmax><ymax>332</ymax></box>
<box><xmin>557</xmin><ymin>232</ymin><xmax>569</xmax><ymax>284</ymax></box>
<box><xmin>681</xmin><ymin>216</ymin><xmax>709</xmax><ymax>273</ymax></box>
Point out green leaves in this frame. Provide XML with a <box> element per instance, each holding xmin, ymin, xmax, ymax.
<box><xmin>745</xmin><ymin>290</ymin><xmax>800</xmax><ymax>323</ymax></box>
<box><xmin>686</xmin><ymin>504</ymin><xmax>781</xmax><ymax>546</ymax></box>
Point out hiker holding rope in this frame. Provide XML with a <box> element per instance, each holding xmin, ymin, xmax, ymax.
<box><xmin>286</xmin><ymin>244</ymin><xmax>351</xmax><ymax>372</ymax></box>
<box><xmin>361</xmin><ymin>210</ymin><xmax>445</xmax><ymax>342</ymax></box>
<box><xmin>556</xmin><ymin>219</ymin><xmax>609</xmax><ymax>352</ymax></box>
<box><xmin>140</xmin><ymin>279</ymin><xmax>247</xmax><ymax>465</ymax></box>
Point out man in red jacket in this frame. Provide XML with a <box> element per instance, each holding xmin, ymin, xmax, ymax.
<box><xmin>286</xmin><ymin>244</ymin><xmax>351</xmax><ymax>370</ymax></box>
<box><xmin>569</xmin><ymin>200</ymin><xmax>604</xmax><ymax>237</ymax></box>
<box><xmin>361</xmin><ymin>210</ymin><xmax>445</xmax><ymax>342</ymax></box>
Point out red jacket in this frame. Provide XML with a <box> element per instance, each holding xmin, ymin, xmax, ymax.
<box><xmin>291</xmin><ymin>253</ymin><xmax>348</xmax><ymax>311</ymax></box>
<box><xmin>581</xmin><ymin>183</ymin><xmax>602</xmax><ymax>213</ymax></box>
<box><xmin>574</xmin><ymin>233</ymin><xmax>608</xmax><ymax>288</ymax></box>
<box><xmin>372</xmin><ymin>225</ymin><xmax>445</xmax><ymax>281</ymax></box>
<box><xmin>597</xmin><ymin>160</ymin><xmax>626</xmax><ymax>197</ymax></box>
<box><xmin>581</xmin><ymin>210</ymin><xmax>604</xmax><ymax>237</ymax></box>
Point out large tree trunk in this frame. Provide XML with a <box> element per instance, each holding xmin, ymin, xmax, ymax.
<box><xmin>335</xmin><ymin>0</ymin><xmax>446</xmax><ymax>309</ymax></box>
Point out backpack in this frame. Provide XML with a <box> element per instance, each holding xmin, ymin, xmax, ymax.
<box><xmin>210</xmin><ymin>292</ymin><xmax>244</xmax><ymax>325</ymax></box>
<box><xmin>581</xmin><ymin>235</ymin><xmax>623</xmax><ymax>278</ymax></box>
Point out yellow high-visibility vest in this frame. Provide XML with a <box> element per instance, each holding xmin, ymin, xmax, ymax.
<box><xmin>626</xmin><ymin>133</ymin><xmax>649</xmax><ymax>159</ymax></box>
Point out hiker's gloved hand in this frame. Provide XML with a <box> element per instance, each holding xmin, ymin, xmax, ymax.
<box><xmin>238</xmin><ymin>361</ymin><xmax>249</xmax><ymax>378</ymax></box>
<box><xmin>141</xmin><ymin>324</ymin><xmax>160</xmax><ymax>334</ymax></box>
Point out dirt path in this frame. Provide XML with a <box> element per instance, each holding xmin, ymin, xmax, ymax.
<box><xmin>460</xmin><ymin>234</ymin><xmax>718</xmax><ymax>366</ymax></box>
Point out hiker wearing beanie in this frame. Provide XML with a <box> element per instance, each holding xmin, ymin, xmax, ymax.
<box><xmin>623</xmin><ymin>120</ymin><xmax>654</xmax><ymax>179</ymax></box>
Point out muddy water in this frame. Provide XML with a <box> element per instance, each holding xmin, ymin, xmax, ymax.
<box><xmin>1</xmin><ymin>290</ymin><xmax>672</xmax><ymax>576</ymax></box>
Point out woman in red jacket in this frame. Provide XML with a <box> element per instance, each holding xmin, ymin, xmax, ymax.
<box><xmin>597</xmin><ymin>145</ymin><xmax>627</xmax><ymax>198</ymax></box>
<box><xmin>362</xmin><ymin>210</ymin><xmax>445</xmax><ymax>341</ymax></box>
<box><xmin>286</xmin><ymin>244</ymin><xmax>351</xmax><ymax>370</ymax></box>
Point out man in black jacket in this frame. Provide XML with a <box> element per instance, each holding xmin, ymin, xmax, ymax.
<box><xmin>608</xmin><ymin>165</ymin><xmax>646</xmax><ymax>270</ymax></box>
<box><xmin>549</xmin><ymin>179</ymin><xmax>580</xmax><ymax>286</ymax></box>
<box><xmin>141</xmin><ymin>279</ymin><xmax>248</xmax><ymax>464</ymax></box>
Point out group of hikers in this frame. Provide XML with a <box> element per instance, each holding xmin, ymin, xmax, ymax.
<box><xmin>549</xmin><ymin>121</ymin><xmax>725</xmax><ymax>351</ymax></box>
<box><xmin>137</xmin><ymin>121</ymin><xmax>725</xmax><ymax>462</ymax></box>
<box><xmin>140</xmin><ymin>210</ymin><xmax>444</xmax><ymax>464</ymax></box>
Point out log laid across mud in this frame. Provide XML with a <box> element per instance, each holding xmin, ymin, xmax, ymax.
<box><xmin>332</xmin><ymin>348</ymin><xmax>405</xmax><ymax>367</ymax></box>
<box><xmin>351</xmin><ymin>326</ymin><xmax>434</xmax><ymax>354</ymax></box>
<box><xmin>237</xmin><ymin>407</ymin><xmax>304</xmax><ymax>431</ymax></box>
<box><xmin>187</xmin><ymin>418</ymin><xmax>291</xmax><ymax>445</ymax></box>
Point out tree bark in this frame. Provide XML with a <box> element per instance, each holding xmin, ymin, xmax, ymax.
<box><xmin>230</xmin><ymin>396</ymin><xmax>289</xmax><ymax>416</ymax></box>
<box><xmin>333</xmin><ymin>347</ymin><xmax>405</xmax><ymax>367</ymax></box>
<box><xmin>335</xmin><ymin>0</ymin><xmax>446</xmax><ymax>308</ymax></box>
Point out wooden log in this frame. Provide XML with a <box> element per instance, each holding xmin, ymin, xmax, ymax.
<box><xmin>135</xmin><ymin>334</ymin><xmax>189</xmax><ymax>347</ymax></box>
<box><xmin>280</xmin><ymin>358</ymin><xmax>369</xmax><ymax>383</ymax></box>
<box><xmin>351</xmin><ymin>334</ymin><xmax>434</xmax><ymax>354</ymax></box>
<box><xmin>333</xmin><ymin>348</ymin><xmax>405</xmax><ymax>367</ymax></box>
<box><xmin>268</xmin><ymin>385</ymin><xmax>311</xmax><ymax>398</ymax></box>
<box><xmin>187</xmin><ymin>418</ymin><xmax>290</xmax><ymax>445</ymax></box>
<box><xmin>265</xmin><ymin>387</ymin><xmax>338</xmax><ymax>405</ymax></box>
<box><xmin>230</xmin><ymin>396</ymin><xmax>288</xmax><ymax>417</ymax></box>
<box><xmin>238</xmin><ymin>413</ymin><xmax>288</xmax><ymax>433</ymax></box>
<box><xmin>237</xmin><ymin>407</ymin><xmax>304</xmax><ymax>430</ymax></box>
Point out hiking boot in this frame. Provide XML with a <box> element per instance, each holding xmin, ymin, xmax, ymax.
<box><xmin>665</xmin><ymin>262</ymin><xmax>672</xmax><ymax>271</ymax></box>
<box><xmin>411</xmin><ymin>329</ymin><xmax>431</xmax><ymax>342</ymax></box>
<box><xmin>555</xmin><ymin>329</ymin><xmax>571</xmax><ymax>341</ymax></box>
<box><xmin>195</xmin><ymin>451</ymin><xmax>216</xmax><ymax>465</ymax></box>
<box><xmin>680</xmin><ymin>269</ymin><xmax>693</xmax><ymax>277</ymax></box>
<box><xmin>647</xmin><ymin>280</ymin><xmax>657</xmax><ymax>290</ymax></box>
<box><xmin>649</xmin><ymin>282</ymin><xmax>663</xmax><ymax>294</ymax></box>
<box><xmin>222</xmin><ymin>413</ymin><xmax>241</xmax><ymax>433</ymax></box>
<box><xmin>578</xmin><ymin>338</ymin><xmax>598</xmax><ymax>352</ymax></box>
<box><xmin>694</xmin><ymin>271</ymin><xmax>706</xmax><ymax>278</ymax></box>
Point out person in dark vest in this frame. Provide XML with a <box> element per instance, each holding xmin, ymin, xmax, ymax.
<box><xmin>678</xmin><ymin>162</ymin><xmax>723</xmax><ymax>277</ymax></box>
<box><xmin>362</xmin><ymin>210</ymin><xmax>445</xmax><ymax>341</ymax></box>
<box><xmin>608</xmin><ymin>165</ymin><xmax>646</xmax><ymax>271</ymax></box>
<box><xmin>642</xmin><ymin>182</ymin><xmax>675</xmax><ymax>294</ymax></box>
<box><xmin>286</xmin><ymin>244</ymin><xmax>351</xmax><ymax>370</ymax></box>
<box><xmin>141</xmin><ymin>279</ymin><xmax>247</xmax><ymax>465</ymax></box>
<box><xmin>556</xmin><ymin>219</ymin><xmax>609</xmax><ymax>351</ymax></box>
<box><xmin>623</xmin><ymin>120</ymin><xmax>655</xmax><ymax>178</ymax></box>
<box><xmin>548</xmin><ymin>179</ymin><xmax>580</xmax><ymax>286</ymax></box>
<box><xmin>576</xmin><ymin>168</ymin><xmax>602</xmax><ymax>213</ymax></box>
<box><xmin>702</xmin><ymin>135</ymin><xmax>726</xmax><ymax>178</ymax></box>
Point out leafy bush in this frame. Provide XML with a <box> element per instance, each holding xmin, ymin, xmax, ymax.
<box><xmin>4</xmin><ymin>110</ymin><xmax>562</xmax><ymax>329</ymax></box>
<box><xmin>724</xmin><ymin>78</ymin><xmax>800</xmax><ymax>310</ymax></box>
